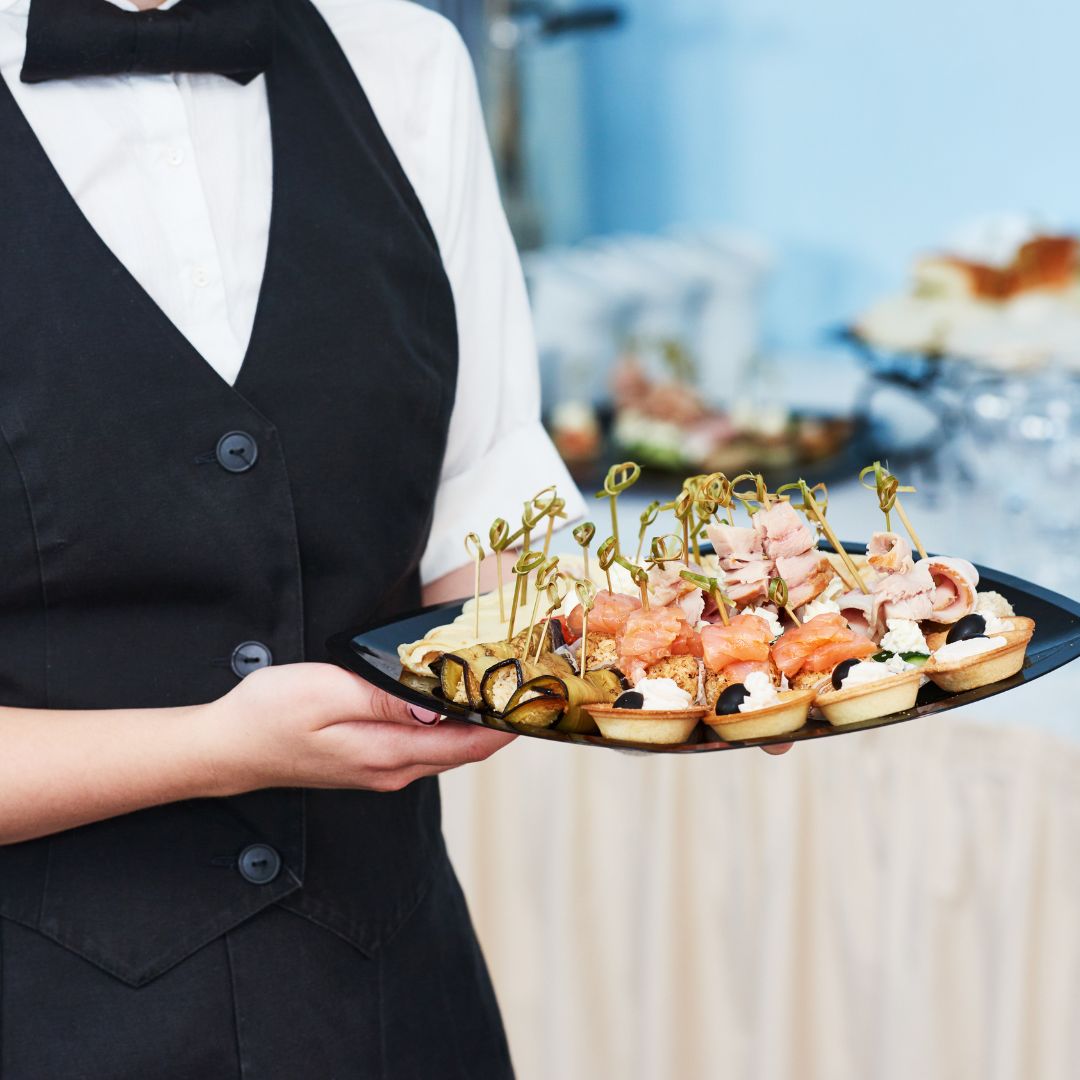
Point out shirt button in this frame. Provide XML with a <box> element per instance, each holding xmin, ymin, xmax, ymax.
<box><xmin>191</xmin><ymin>266</ymin><xmax>210</xmax><ymax>288</ymax></box>
<box><xmin>237</xmin><ymin>844</ymin><xmax>281</xmax><ymax>885</ymax></box>
<box><xmin>230</xmin><ymin>641</ymin><xmax>272</xmax><ymax>678</ymax></box>
<box><xmin>166</xmin><ymin>146</ymin><xmax>185</xmax><ymax>166</ymax></box>
<box><xmin>215</xmin><ymin>430</ymin><xmax>258</xmax><ymax>473</ymax></box>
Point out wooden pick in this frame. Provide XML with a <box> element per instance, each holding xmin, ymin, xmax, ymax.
<box><xmin>464</xmin><ymin>532</ymin><xmax>484</xmax><ymax>639</ymax></box>
<box><xmin>574</xmin><ymin>579</ymin><xmax>597</xmax><ymax>678</ymax></box>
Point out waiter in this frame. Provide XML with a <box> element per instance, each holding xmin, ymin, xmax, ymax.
<box><xmin>0</xmin><ymin>0</ymin><xmax>594</xmax><ymax>1073</ymax></box>
<box><xmin>0</xmin><ymin>0</ymin><xmax>791</xmax><ymax>1074</ymax></box>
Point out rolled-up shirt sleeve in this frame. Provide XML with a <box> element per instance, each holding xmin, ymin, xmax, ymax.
<box><xmin>334</xmin><ymin>4</ymin><xmax>586</xmax><ymax>584</ymax></box>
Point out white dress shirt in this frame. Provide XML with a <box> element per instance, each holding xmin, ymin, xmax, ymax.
<box><xmin>0</xmin><ymin>0</ymin><xmax>583</xmax><ymax>583</ymax></box>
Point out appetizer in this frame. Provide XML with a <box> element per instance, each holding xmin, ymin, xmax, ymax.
<box><xmin>923</xmin><ymin>612</ymin><xmax>1035</xmax><ymax>693</ymax></box>
<box><xmin>398</xmin><ymin>460</ymin><xmax>1036</xmax><ymax>746</ymax></box>
<box><xmin>814</xmin><ymin>655</ymin><xmax>923</xmax><ymax>727</ymax></box>
<box><xmin>587</xmin><ymin>680</ymin><xmax>707</xmax><ymax>745</ymax></box>
<box><xmin>705</xmin><ymin>673</ymin><xmax>816</xmax><ymax>741</ymax></box>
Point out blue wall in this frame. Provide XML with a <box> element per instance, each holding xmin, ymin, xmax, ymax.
<box><xmin>532</xmin><ymin>0</ymin><xmax>1079</xmax><ymax>346</ymax></box>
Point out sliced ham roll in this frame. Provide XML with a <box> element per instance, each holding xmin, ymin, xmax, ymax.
<box><xmin>724</xmin><ymin>559</ymin><xmax>774</xmax><ymax>605</ymax></box>
<box><xmin>837</xmin><ymin>590</ymin><xmax>875</xmax><ymax>637</ymax></box>
<box><xmin>866</xmin><ymin>531</ymin><xmax>914</xmax><ymax>574</ymax></box>
<box><xmin>706</xmin><ymin>523</ymin><xmax>762</xmax><ymax>563</ymax></box>
<box><xmin>648</xmin><ymin>562</ymin><xmax>703</xmax><ymax>607</ymax></box>
<box><xmin>785</xmin><ymin>555</ymin><xmax>837</xmax><ymax>610</ymax></box>
<box><xmin>775</xmin><ymin>551</ymin><xmax>821</xmax><ymax>585</ymax></box>
<box><xmin>917</xmin><ymin>556</ymin><xmax>979</xmax><ymax>624</ymax></box>
<box><xmin>752</xmin><ymin>501</ymin><xmax>815</xmax><ymax>559</ymax></box>
<box><xmin>871</xmin><ymin>561</ymin><xmax>936</xmax><ymax>624</ymax></box>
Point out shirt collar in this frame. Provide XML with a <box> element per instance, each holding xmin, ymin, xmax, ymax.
<box><xmin>0</xmin><ymin>0</ymin><xmax>184</xmax><ymax>14</ymax></box>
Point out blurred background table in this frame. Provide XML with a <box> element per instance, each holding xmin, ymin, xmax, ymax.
<box><xmin>415</xmin><ymin>1</ymin><xmax>1080</xmax><ymax>1075</ymax></box>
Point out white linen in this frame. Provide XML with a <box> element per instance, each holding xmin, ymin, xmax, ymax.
<box><xmin>443</xmin><ymin>719</ymin><xmax>1080</xmax><ymax>1080</ymax></box>
<box><xmin>0</xmin><ymin>0</ymin><xmax>584</xmax><ymax>582</ymax></box>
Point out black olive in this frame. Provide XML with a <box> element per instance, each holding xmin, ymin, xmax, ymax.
<box><xmin>715</xmin><ymin>683</ymin><xmax>749</xmax><ymax>715</ymax></box>
<box><xmin>947</xmin><ymin>613</ymin><xmax>986</xmax><ymax>644</ymax></box>
<box><xmin>831</xmin><ymin>657</ymin><xmax>861</xmax><ymax>690</ymax></box>
<box><xmin>613</xmin><ymin>690</ymin><xmax>645</xmax><ymax>710</ymax></box>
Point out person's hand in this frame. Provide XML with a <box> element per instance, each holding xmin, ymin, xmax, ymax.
<box><xmin>203</xmin><ymin>662</ymin><xmax>515</xmax><ymax>795</ymax></box>
<box><xmin>761</xmin><ymin>743</ymin><xmax>793</xmax><ymax>756</ymax></box>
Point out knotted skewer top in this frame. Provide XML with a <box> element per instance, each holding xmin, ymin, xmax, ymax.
<box><xmin>859</xmin><ymin>461</ymin><xmax>927</xmax><ymax>560</ymax></box>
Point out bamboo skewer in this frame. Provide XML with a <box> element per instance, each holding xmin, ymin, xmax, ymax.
<box><xmin>594</xmin><ymin>463</ymin><xmax>641</xmax><ymax>558</ymax></box>
<box><xmin>859</xmin><ymin>461</ymin><xmax>927</xmax><ymax>560</ymax></box>
<box><xmin>680</xmin><ymin>570</ymin><xmax>730</xmax><ymax>626</ymax></box>
<box><xmin>573</xmin><ymin>522</ymin><xmax>596</xmax><ymax>580</ymax></box>
<box><xmin>635</xmin><ymin>501</ymin><xmax>661</xmax><ymax>564</ymax></box>
<box><xmin>488</xmin><ymin>518</ymin><xmax>511</xmax><ymax>623</ymax></box>
<box><xmin>464</xmin><ymin>533</ymin><xmax>484</xmax><ymax>638</ymax></box>
<box><xmin>574</xmin><ymin>580</ymin><xmax>597</xmax><ymax>679</ymax></box>
<box><xmin>596</xmin><ymin>537</ymin><xmax>616</xmax><ymax>593</ymax></box>
<box><xmin>506</xmin><ymin>550</ymin><xmax>545</xmax><ymax>641</ymax></box>
<box><xmin>615</xmin><ymin>556</ymin><xmax>650</xmax><ymax>611</ymax></box>
<box><xmin>523</xmin><ymin>558</ymin><xmax>560</xmax><ymax>657</ymax></box>
<box><xmin>798</xmin><ymin>481</ymin><xmax>868</xmax><ymax>592</ymax></box>
<box><xmin>534</xmin><ymin>578</ymin><xmax>569</xmax><ymax>663</ymax></box>
<box><xmin>541</xmin><ymin>497</ymin><xmax>567</xmax><ymax>559</ymax></box>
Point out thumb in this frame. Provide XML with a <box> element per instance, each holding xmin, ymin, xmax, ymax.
<box><xmin>360</xmin><ymin>682</ymin><xmax>442</xmax><ymax>726</ymax></box>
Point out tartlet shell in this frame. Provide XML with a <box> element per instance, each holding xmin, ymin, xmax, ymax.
<box><xmin>924</xmin><ymin>615</ymin><xmax>1029</xmax><ymax>654</ymax></box>
<box><xmin>814</xmin><ymin>668</ymin><xmax>923</xmax><ymax>727</ymax></box>
<box><xmin>585</xmin><ymin>706</ymin><xmax>707</xmax><ymax>745</ymax></box>
<box><xmin>704</xmin><ymin>688</ymin><xmax>815</xmax><ymax>741</ymax></box>
<box><xmin>923</xmin><ymin>619</ymin><xmax>1034</xmax><ymax>692</ymax></box>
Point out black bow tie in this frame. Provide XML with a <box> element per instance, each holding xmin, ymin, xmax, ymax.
<box><xmin>21</xmin><ymin>0</ymin><xmax>273</xmax><ymax>85</ymax></box>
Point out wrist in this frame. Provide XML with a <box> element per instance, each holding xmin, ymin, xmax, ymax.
<box><xmin>185</xmin><ymin>698</ymin><xmax>260</xmax><ymax>799</ymax></box>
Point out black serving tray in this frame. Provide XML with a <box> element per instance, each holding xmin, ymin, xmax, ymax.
<box><xmin>327</xmin><ymin>543</ymin><xmax>1080</xmax><ymax>755</ymax></box>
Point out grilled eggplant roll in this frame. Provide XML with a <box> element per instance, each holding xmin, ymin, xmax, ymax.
<box><xmin>439</xmin><ymin>642</ymin><xmax>516</xmax><ymax>706</ymax></box>
<box><xmin>496</xmin><ymin>666</ymin><xmax>628</xmax><ymax>733</ymax></box>
<box><xmin>502</xmin><ymin>674</ymin><xmax>568</xmax><ymax>728</ymax></box>
<box><xmin>479</xmin><ymin>655</ymin><xmax>576</xmax><ymax>713</ymax></box>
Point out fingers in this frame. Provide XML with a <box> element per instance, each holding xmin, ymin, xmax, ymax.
<box><xmin>325</xmin><ymin>715</ymin><xmax>515</xmax><ymax>773</ymax></box>
<box><xmin>384</xmin><ymin>721</ymin><xmax>517</xmax><ymax>768</ymax></box>
<box><xmin>761</xmin><ymin>742</ymin><xmax>793</xmax><ymax>756</ymax></box>
<box><xmin>316</xmin><ymin>668</ymin><xmax>442</xmax><ymax>728</ymax></box>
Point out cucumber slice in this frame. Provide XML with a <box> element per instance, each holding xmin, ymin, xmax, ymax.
<box><xmin>900</xmin><ymin>651</ymin><xmax>930</xmax><ymax>666</ymax></box>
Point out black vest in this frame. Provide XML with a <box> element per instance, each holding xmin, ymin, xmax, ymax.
<box><xmin>0</xmin><ymin>0</ymin><xmax>457</xmax><ymax>987</ymax></box>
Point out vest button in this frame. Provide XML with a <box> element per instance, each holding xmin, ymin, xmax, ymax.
<box><xmin>237</xmin><ymin>844</ymin><xmax>281</xmax><ymax>886</ymax></box>
<box><xmin>216</xmin><ymin>431</ymin><xmax>258</xmax><ymax>473</ymax></box>
<box><xmin>230</xmin><ymin>641</ymin><xmax>273</xmax><ymax>678</ymax></box>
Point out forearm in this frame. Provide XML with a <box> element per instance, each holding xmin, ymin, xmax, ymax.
<box><xmin>422</xmin><ymin>549</ymin><xmax>517</xmax><ymax>606</ymax></box>
<box><xmin>0</xmin><ymin>703</ymin><xmax>228</xmax><ymax>845</ymax></box>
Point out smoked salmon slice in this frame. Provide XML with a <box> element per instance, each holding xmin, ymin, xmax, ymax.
<box><xmin>567</xmin><ymin>590</ymin><xmax>641</xmax><ymax>639</ymax></box>
<box><xmin>771</xmin><ymin>612</ymin><xmax>875</xmax><ymax>679</ymax></box>
<box><xmin>617</xmin><ymin>606</ymin><xmax>694</xmax><ymax>680</ymax></box>
<box><xmin>700</xmin><ymin>613</ymin><xmax>773</xmax><ymax>672</ymax></box>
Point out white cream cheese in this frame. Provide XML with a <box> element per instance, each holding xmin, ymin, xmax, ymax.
<box><xmin>983</xmin><ymin>615</ymin><xmax>1014</xmax><ymax>635</ymax></box>
<box><xmin>738</xmin><ymin>670</ymin><xmax>780</xmax><ymax>712</ymax></box>
<box><xmin>633</xmin><ymin>677</ymin><xmax>693</xmax><ymax>711</ymax></box>
<box><xmin>839</xmin><ymin>658</ymin><xmax>911</xmax><ymax>689</ymax></box>
<box><xmin>879</xmin><ymin>618</ymin><xmax>929</xmax><ymax>656</ymax></box>
<box><xmin>974</xmin><ymin>591</ymin><xmax>1015</xmax><ymax>619</ymax></box>
<box><xmin>743</xmin><ymin>606</ymin><xmax>784</xmax><ymax>641</ymax></box>
<box><xmin>933</xmin><ymin>635</ymin><xmax>1007</xmax><ymax>662</ymax></box>
<box><xmin>799</xmin><ymin>574</ymin><xmax>844</xmax><ymax>621</ymax></box>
